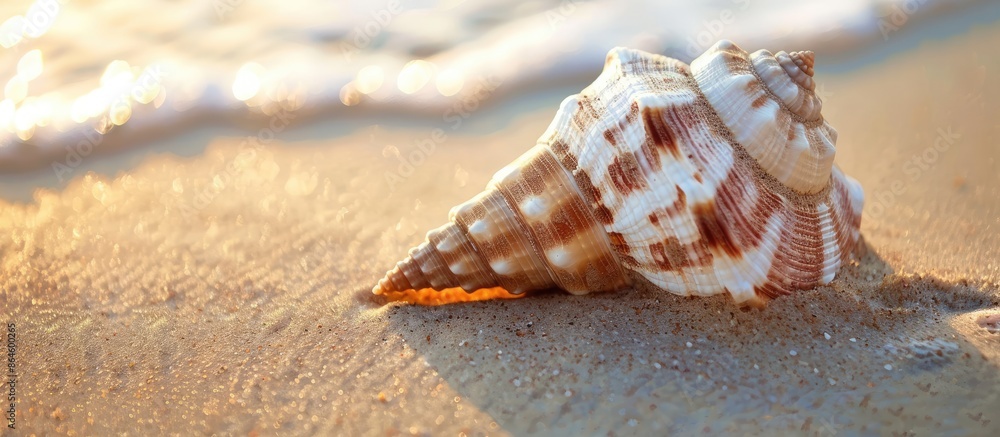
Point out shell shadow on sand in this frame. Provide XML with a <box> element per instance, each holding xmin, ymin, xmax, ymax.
<box><xmin>375</xmin><ymin>240</ymin><xmax>1000</xmax><ymax>435</ymax></box>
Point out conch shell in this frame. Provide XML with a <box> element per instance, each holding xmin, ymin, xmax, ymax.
<box><xmin>374</xmin><ymin>40</ymin><xmax>864</xmax><ymax>306</ymax></box>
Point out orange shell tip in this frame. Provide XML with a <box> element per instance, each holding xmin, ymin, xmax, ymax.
<box><xmin>379</xmin><ymin>287</ymin><xmax>524</xmax><ymax>306</ymax></box>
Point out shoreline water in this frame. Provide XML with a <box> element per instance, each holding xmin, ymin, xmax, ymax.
<box><xmin>2</xmin><ymin>0</ymin><xmax>999</xmax><ymax>204</ymax></box>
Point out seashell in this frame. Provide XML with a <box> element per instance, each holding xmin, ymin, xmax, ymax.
<box><xmin>373</xmin><ymin>40</ymin><xmax>864</xmax><ymax>306</ymax></box>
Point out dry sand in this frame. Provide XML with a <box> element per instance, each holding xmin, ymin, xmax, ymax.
<box><xmin>2</xmin><ymin>19</ymin><xmax>1000</xmax><ymax>437</ymax></box>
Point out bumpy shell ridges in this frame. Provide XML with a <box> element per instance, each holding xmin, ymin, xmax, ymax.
<box><xmin>786</xmin><ymin>50</ymin><xmax>816</xmax><ymax>89</ymax></box>
<box><xmin>691</xmin><ymin>40</ymin><xmax>833</xmax><ymax>194</ymax></box>
<box><xmin>374</xmin><ymin>41</ymin><xmax>864</xmax><ymax>306</ymax></box>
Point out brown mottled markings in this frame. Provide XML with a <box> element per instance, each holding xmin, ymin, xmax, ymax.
<box><xmin>549</xmin><ymin>139</ymin><xmax>578</xmax><ymax>171</ymax></box>
<box><xmin>759</xmin><ymin>202</ymin><xmax>825</xmax><ymax>299</ymax></box>
<box><xmin>639</xmin><ymin>139</ymin><xmax>662</xmax><ymax>171</ymax></box>
<box><xmin>649</xmin><ymin>241</ymin><xmax>672</xmax><ymax>270</ymax></box>
<box><xmin>692</xmin><ymin>201</ymin><xmax>742</xmax><ymax>258</ymax></box>
<box><xmin>751</xmin><ymin>94</ymin><xmax>769</xmax><ymax>109</ymax></box>
<box><xmin>515</xmin><ymin>164</ymin><xmax>547</xmax><ymax>196</ymax></box>
<box><xmin>573</xmin><ymin>168</ymin><xmax>601</xmax><ymax>202</ymax></box>
<box><xmin>550</xmin><ymin>139</ymin><xmax>568</xmax><ymax>155</ymax></box>
<box><xmin>665</xmin><ymin>185</ymin><xmax>687</xmax><ymax>217</ymax></box>
<box><xmin>463</xmin><ymin>196</ymin><xmax>489</xmax><ymax>219</ymax></box>
<box><xmin>593</xmin><ymin>204</ymin><xmax>614</xmax><ymax>225</ymax></box>
<box><xmin>421</xmin><ymin>242</ymin><xmax>459</xmax><ymax>285</ymax></box>
<box><xmin>754</xmin><ymin>280</ymin><xmax>785</xmax><ymax>300</ymax></box>
<box><xmin>608</xmin><ymin>232</ymin><xmax>630</xmax><ymax>254</ymax></box>
<box><xmin>560</xmin><ymin>151</ymin><xmax>579</xmax><ymax>172</ymax></box>
<box><xmin>603</xmin><ymin>129</ymin><xmax>617</xmax><ymax>146</ymax></box>
<box><xmin>607</xmin><ymin>154</ymin><xmax>646</xmax><ymax>195</ymax></box>
<box><xmin>574</xmin><ymin>170</ymin><xmax>600</xmax><ymax>202</ymax></box>
<box><xmin>745</xmin><ymin>79</ymin><xmax>763</xmax><ymax>95</ymax></box>
<box><xmin>676</xmin><ymin>62</ymin><xmax>691</xmax><ymax>75</ymax></box>
<box><xmin>648</xmin><ymin>212</ymin><xmax>659</xmax><ymax>225</ymax></box>
<box><xmin>723</xmin><ymin>52</ymin><xmax>746</xmax><ymax>73</ymax></box>
<box><xmin>649</xmin><ymin>238</ymin><xmax>683</xmax><ymax>270</ymax></box>
<box><xmin>641</xmin><ymin>106</ymin><xmax>681</xmax><ymax>159</ymax></box>
<box><xmin>790</xmin><ymin>207</ymin><xmax>824</xmax><ymax>262</ymax></box>
<box><xmin>649</xmin><ymin>235</ymin><xmax>712</xmax><ymax>270</ymax></box>
<box><xmin>618</xmin><ymin>254</ymin><xmax>640</xmax><ymax>268</ymax></box>
<box><xmin>544</xmin><ymin>200</ymin><xmax>595</xmax><ymax>246</ymax></box>
<box><xmin>693</xmin><ymin>173</ymin><xmax>703</xmax><ymax>183</ymax></box>
<box><xmin>688</xmin><ymin>241</ymin><xmax>714</xmax><ymax>266</ymax></box>
<box><xmin>712</xmin><ymin>165</ymin><xmax>781</xmax><ymax>250</ymax></box>
<box><xmin>571</xmin><ymin>170</ymin><xmax>613</xmax><ymax>225</ymax></box>
<box><xmin>625</xmin><ymin>101</ymin><xmax>640</xmax><ymax>123</ymax></box>
<box><xmin>787</xmin><ymin>127</ymin><xmax>797</xmax><ymax>141</ymax></box>
<box><xmin>572</xmin><ymin>97</ymin><xmax>601</xmax><ymax>130</ymax></box>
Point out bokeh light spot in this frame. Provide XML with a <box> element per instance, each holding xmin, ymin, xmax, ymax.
<box><xmin>0</xmin><ymin>99</ymin><xmax>15</xmax><ymax>130</ymax></box>
<box><xmin>232</xmin><ymin>63</ymin><xmax>265</xmax><ymax>102</ymax></box>
<box><xmin>17</xmin><ymin>49</ymin><xmax>43</xmax><ymax>81</ymax></box>
<box><xmin>109</xmin><ymin>100</ymin><xmax>132</xmax><ymax>126</ymax></box>
<box><xmin>339</xmin><ymin>83</ymin><xmax>361</xmax><ymax>106</ymax></box>
<box><xmin>397</xmin><ymin>60</ymin><xmax>434</xmax><ymax>95</ymax></box>
<box><xmin>4</xmin><ymin>76</ymin><xmax>28</xmax><ymax>103</ymax></box>
<box><xmin>355</xmin><ymin>65</ymin><xmax>384</xmax><ymax>95</ymax></box>
<box><xmin>100</xmin><ymin>60</ymin><xmax>134</xmax><ymax>88</ymax></box>
<box><xmin>435</xmin><ymin>68</ymin><xmax>464</xmax><ymax>96</ymax></box>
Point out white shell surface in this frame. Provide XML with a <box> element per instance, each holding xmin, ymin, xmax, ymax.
<box><xmin>375</xmin><ymin>41</ymin><xmax>864</xmax><ymax>306</ymax></box>
<box><xmin>691</xmin><ymin>40</ymin><xmax>835</xmax><ymax>194</ymax></box>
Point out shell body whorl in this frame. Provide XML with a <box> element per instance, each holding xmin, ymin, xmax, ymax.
<box><xmin>375</xmin><ymin>40</ymin><xmax>864</xmax><ymax>306</ymax></box>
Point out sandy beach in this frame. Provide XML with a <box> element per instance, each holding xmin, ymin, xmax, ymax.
<box><xmin>2</xmin><ymin>2</ymin><xmax>1000</xmax><ymax>436</ymax></box>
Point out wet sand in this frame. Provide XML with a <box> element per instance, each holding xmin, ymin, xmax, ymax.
<box><xmin>3</xmin><ymin>18</ymin><xmax>1000</xmax><ymax>437</ymax></box>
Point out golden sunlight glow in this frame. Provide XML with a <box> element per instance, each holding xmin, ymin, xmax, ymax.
<box><xmin>32</xmin><ymin>93</ymin><xmax>57</xmax><ymax>127</ymax></box>
<box><xmin>379</xmin><ymin>287</ymin><xmax>524</xmax><ymax>306</ymax></box>
<box><xmin>0</xmin><ymin>99</ymin><xmax>14</xmax><ymax>131</ymax></box>
<box><xmin>339</xmin><ymin>83</ymin><xmax>361</xmax><ymax>106</ymax></box>
<box><xmin>100</xmin><ymin>60</ymin><xmax>134</xmax><ymax>87</ymax></box>
<box><xmin>71</xmin><ymin>91</ymin><xmax>105</xmax><ymax>123</ymax></box>
<box><xmin>0</xmin><ymin>0</ymin><xmax>62</xmax><ymax>48</ymax></box>
<box><xmin>232</xmin><ymin>62</ymin><xmax>264</xmax><ymax>102</ymax></box>
<box><xmin>109</xmin><ymin>100</ymin><xmax>131</xmax><ymax>126</ymax></box>
<box><xmin>47</xmin><ymin>60</ymin><xmax>166</xmax><ymax>129</ymax></box>
<box><xmin>435</xmin><ymin>68</ymin><xmax>464</xmax><ymax>96</ymax></box>
<box><xmin>397</xmin><ymin>60</ymin><xmax>434</xmax><ymax>95</ymax></box>
<box><xmin>133</xmin><ymin>66</ymin><xmax>162</xmax><ymax>104</ymax></box>
<box><xmin>14</xmin><ymin>103</ymin><xmax>35</xmax><ymax>140</ymax></box>
<box><xmin>17</xmin><ymin>50</ymin><xmax>43</xmax><ymax>81</ymax></box>
<box><xmin>4</xmin><ymin>76</ymin><xmax>27</xmax><ymax>103</ymax></box>
<box><xmin>0</xmin><ymin>17</ymin><xmax>24</xmax><ymax>48</ymax></box>
<box><xmin>22</xmin><ymin>0</ymin><xmax>61</xmax><ymax>38</ymax></box>
<box><xmin>354</xmin><ymin>65</ymin><xmax>384</xmax><ymax>95</ymax></box>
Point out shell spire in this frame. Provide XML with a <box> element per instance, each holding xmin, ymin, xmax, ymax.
<box><xmin>373</xmin><ymin>145</ymin><xmax>631</xmax><ymax>297</ymax></box>
<box><xmin>789</xmin><ymin>51</ymin><xmax>815</xmax><ymax>77</ymax></box>
<box><xmin>375</xmin><ymin>41</ymin><xmax>864</xmax><ymax>306</ymax></box>
<box><xmin>690</xmin><ymin>40</ymin><xmax>833</xmax><ymax>193</ymax></box>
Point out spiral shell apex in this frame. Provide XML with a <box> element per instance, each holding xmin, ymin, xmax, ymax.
<box><xmin>374</xmin><ymin>40</ymin><xmax>864</xmax><ymax>306</ymax></box>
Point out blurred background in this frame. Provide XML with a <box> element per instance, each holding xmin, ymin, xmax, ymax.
<box><xmin>2</xmin><ymin>1</ymin><xmax>999</xmax><ymax>435</ymax></box>
<box><xmin>0</xmin><ymin>0</ymin><xmax>994</xmax><ymax>201</ymax></box>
